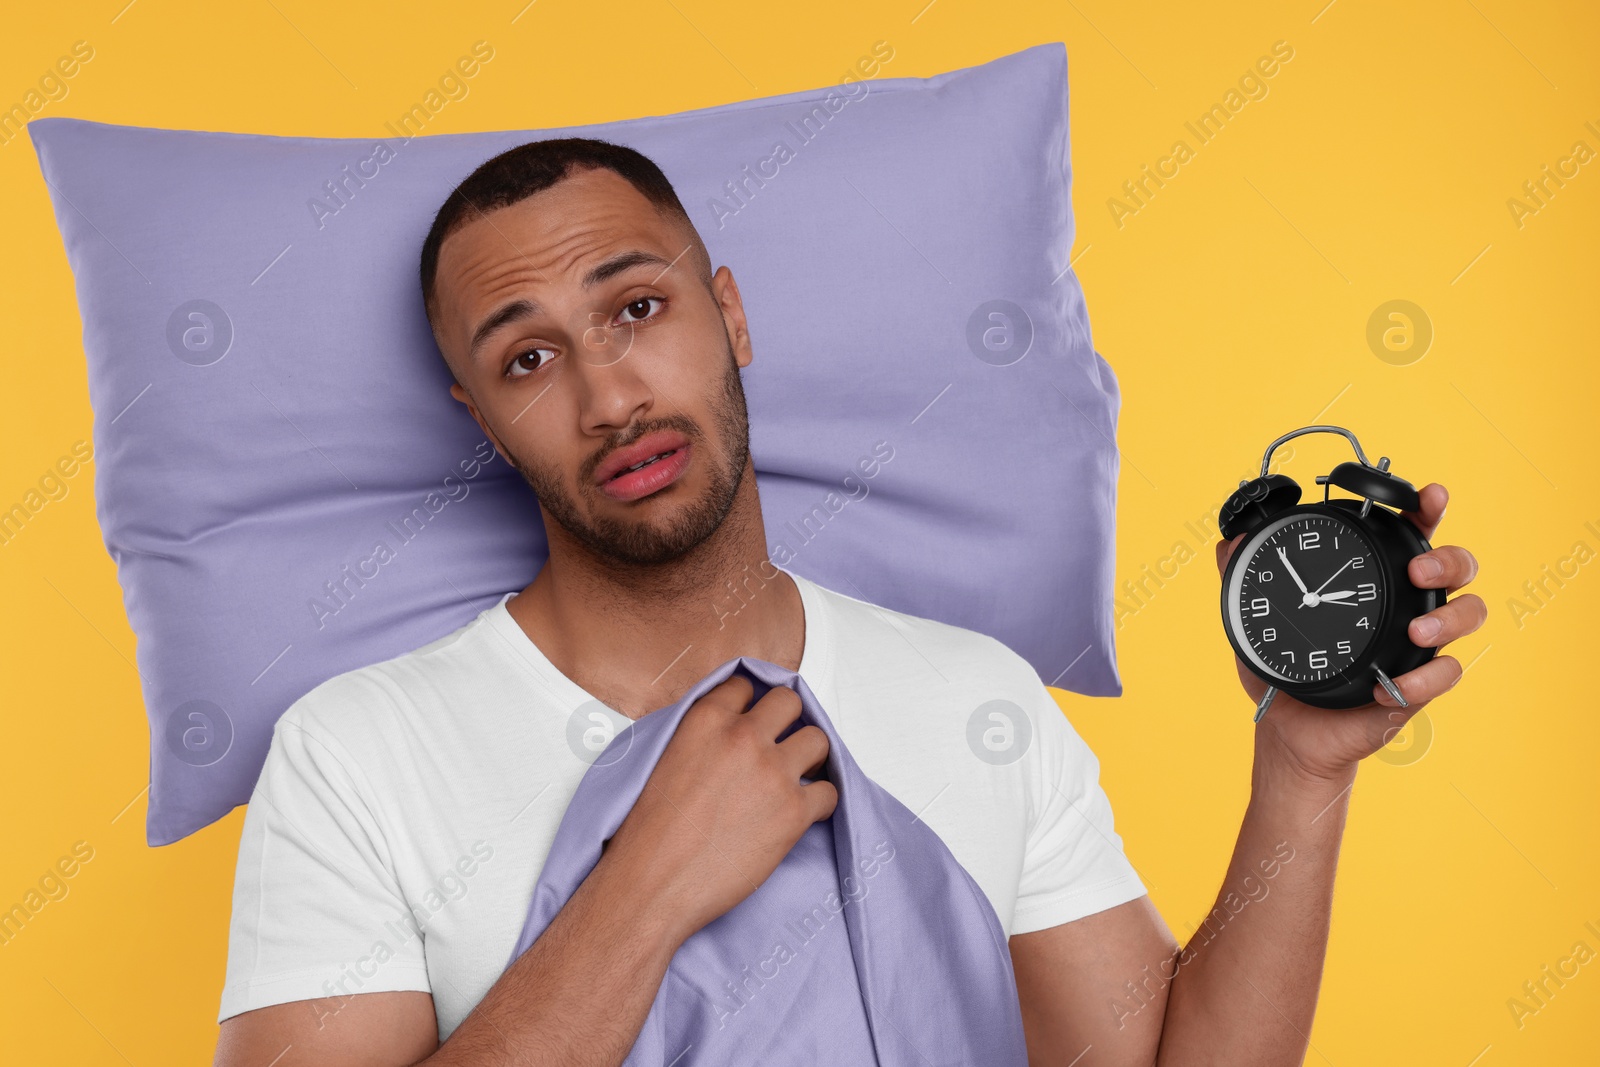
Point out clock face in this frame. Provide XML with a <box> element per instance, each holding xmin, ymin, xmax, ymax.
<box><xmin>1226</xmin><ymin>512</ymin><xmax>1387</xmax><ymax>685</ymax></box>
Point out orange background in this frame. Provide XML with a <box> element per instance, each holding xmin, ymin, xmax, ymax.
<box><xmin>2</xmin><ymin>0</ymin><xmax>1596</xmax><ymax>1062</ymax></box>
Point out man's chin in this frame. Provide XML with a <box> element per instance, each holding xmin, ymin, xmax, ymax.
<box><xmin>572</xmin><ymin>493</ymin><xmax>719</xmax><ymax>565</ymax></box>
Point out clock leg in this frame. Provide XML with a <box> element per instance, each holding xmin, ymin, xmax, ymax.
<box><xmin>1254</xmin><ymin>686</ymin><xmax>1278</xmax><ymax>723</ymax></box>
<box><xmin>1373</xmin><ymin>666</ymin><xmax>1408</xmax><ymax>708</ymax></box>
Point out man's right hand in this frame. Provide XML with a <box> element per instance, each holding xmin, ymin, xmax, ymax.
<box><xmin>598</xmin><ymin>673</ymin><xmax>837</xmax><ymax>943</ymax></box>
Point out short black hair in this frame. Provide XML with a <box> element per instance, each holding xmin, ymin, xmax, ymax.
<box><xmin>418</xmin><ymin>137</ymin><xmax>710</xmax><ymax>327</ymax></box>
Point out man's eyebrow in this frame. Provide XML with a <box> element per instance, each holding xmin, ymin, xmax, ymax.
<box><xmin>582</xmin><ymin>248</ymin><xmax>676</xmax><ymax>288</ymax></box>
<box><xmin>467</xmin><ymin>299</ymin><xmax>540</xmax><ymax>364</ymax></box>
<box><xmin>465</xmin><ymin>250</ymin><xmax>676</xmax><ymax>364</ymax></box>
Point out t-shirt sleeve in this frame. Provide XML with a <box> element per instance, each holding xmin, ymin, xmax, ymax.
<box><xmin>1010</xmin><ymin>666</ymin><xmax>1148</xmax><ymax>936</ymax></box>
<box><xmin>218</xmin><ymin>688</ymin><xmax>432</xmax><ymax>1023</ymax></box>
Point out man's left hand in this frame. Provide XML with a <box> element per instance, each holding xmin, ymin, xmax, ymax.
<box><xmin>1214</xmin><ymin>482</ymin><xmax>1485</xmax><ymax>786</ymax></box>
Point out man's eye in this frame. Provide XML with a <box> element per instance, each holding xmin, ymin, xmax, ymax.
<box><xmin>507</xmin><ymin>347</ymin><xmax>555</xmax><ymax>378</ymax></box>
<box><xmin>616</xmin><ymin>296</ymin><xmax>665</xmax><ymax>325</ymax></box>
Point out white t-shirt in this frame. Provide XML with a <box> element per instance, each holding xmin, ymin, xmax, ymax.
<box><xmin>219</xmin><ymin>566</ymin><xmax>1146</xmax><ymax>1039</ymax></box>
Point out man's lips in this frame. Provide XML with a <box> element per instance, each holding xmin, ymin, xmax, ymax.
<box><xmin>593</xmin><ymin>430</ymin><xmax>692</xmax><ymax>487</ymax></box>
<box><xmin>598</xmin><ymin>444</ymin><xmax>691</xmax><ymax>502</ymax></box>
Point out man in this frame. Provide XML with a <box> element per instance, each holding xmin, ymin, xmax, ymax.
<box><xmin>214</xmin><ymin>138</ymin><xmax>1484</xmax><ymax>1066</ymax></box>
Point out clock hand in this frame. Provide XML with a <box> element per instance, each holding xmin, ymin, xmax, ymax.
<box><xmin>1276</xmin><ymin>547</ymin><xmax>1310</xmax><ymax>594</ymax></box>
<box><xmin>1310</xmin><ymin>557</ymin><xmax>1356</xmax><ymax>596</ymax></box>
<box><xmin>1318</xmin><ymin>590</ymin><xmax>1357</xmax><ymax>600</ymax></box>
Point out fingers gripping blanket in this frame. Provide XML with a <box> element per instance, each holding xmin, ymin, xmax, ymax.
<box><xmin>505</xmin><ymin>656</ymin><xmax>1031</xmax><ymax>1065</ymax></box>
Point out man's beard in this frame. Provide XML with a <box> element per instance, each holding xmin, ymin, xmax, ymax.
<box><xmin>504</xmin><ymin>345</ymin><xmax>750</xmax><ymax>567</ymax></box>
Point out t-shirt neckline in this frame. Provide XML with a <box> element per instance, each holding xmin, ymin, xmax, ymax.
<box><xmin>482</xmin><ymin>564</ymin><xmax>836</xmax><ymax>720</ymax></box>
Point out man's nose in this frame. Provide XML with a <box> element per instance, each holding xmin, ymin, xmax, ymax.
<box><xmin>571</xmin><ymin>319</ymin><xmax>652</xmax><ymax>433</ymax></box>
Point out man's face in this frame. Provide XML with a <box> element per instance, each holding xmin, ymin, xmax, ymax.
<box><xmin>430</xmin><ymin>167</ymin><xmax>755</xmax><ymax>566</ymax></box>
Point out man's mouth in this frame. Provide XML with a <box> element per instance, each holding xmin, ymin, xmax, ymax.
<box><xmin>612</xmin><ymin>450</ymin><xmax>676</xmax><ymax>479</ymax></box>
<box><xmin>594</xmin><ymin>431</ymin><xmax>693</xmax><ymax>501</ymax></box>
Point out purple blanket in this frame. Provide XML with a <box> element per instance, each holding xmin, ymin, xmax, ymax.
<box><xmin>505</xmin><ymin>656</ymin><xmax>1030</xmax><ymax>1065</ymax></box>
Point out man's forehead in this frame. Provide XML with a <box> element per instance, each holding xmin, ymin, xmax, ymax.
<box><xmin>433</xmin><ymin>170</ymin><xmax>699</xmax><ymax>362</ymax></box>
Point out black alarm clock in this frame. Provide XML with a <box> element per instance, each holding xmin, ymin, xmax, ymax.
<box><xmin>1217</xmin><ymin>425</ymin><xmax>1445</xmax><ymax>719</ymax></box>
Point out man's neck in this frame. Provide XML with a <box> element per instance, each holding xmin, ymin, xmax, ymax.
<box><xmin>503</xmin><ymin>490</ymin><xmax>804</xmax><ymax>719</ymax></box>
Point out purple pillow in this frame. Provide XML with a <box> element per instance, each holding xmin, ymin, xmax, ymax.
<box><xmin>30</xmin><ymin>41</ymin><xmax>1123</xmax><ymax>846</ymax></box>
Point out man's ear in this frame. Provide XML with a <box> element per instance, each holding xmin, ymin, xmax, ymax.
<box><xmin>450</xmin><ymin>382</ymin><xmax>512</xmax><ymax>464</ymax></box>
<box><xmin>711</xmin><ymin>265</ymin><xmax>754</xmax><ymax>370</ymax></box>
